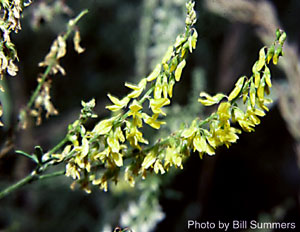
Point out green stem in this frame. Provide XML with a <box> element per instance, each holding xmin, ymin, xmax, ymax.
<box><xmin>64</xmin><ymin>9</ymin><xmax>89</xmax><ymax>40</ymax></box>
<box><xmin>27</xmin><ymin>65</ymin><xmax>52</xmax><ymax>109</ymax></box>
<box><xmin>0</xmin><ymin>170</ymin><xmax>65</xmax><ymax>200</ymax></box>
<box><xmin>47</xmin><ymin>136</ymin><xmax>69</xmax><ymax>156</ymax></box>
<box><xmin>26</xmin><ymin>9</ymin><xmax>88</xmax><ymax>110</ymax></box>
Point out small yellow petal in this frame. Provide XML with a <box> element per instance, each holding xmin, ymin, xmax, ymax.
<box><xmin>175</xmin><ymin>59</ymin><xmax>186</xmax><ymax>82</ymax></box>
<box><xmin>147</xmin><ymin>64</ymin><xmax>161</xmax><ymax>82</ymax></box>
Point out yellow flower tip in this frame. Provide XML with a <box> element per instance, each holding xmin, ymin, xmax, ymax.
<box><xmin>228</xmin><ymin>76</ymin><xmax>245</xmax><ymax>101</ymax></box>
<box><xmin>128</xmin><ymin>100</ymin><xmax>143</xmax><ymax>115</ymax></box>
<box><xmin>142</xmin><ymin>151</ymin><xmax>156</xmax><ymax>169</ymax></box>
<box><xmin>112</xmin><ymin>152</ymin><xmax>123</xmax><ymax>167</ymax></box>
<box><xmin>198</xmin><ymin>92</ymin><xmax>226</xmax><ymax>106</ymax></box>
<box><xmin>217</xmin><ymin>102</ymin><xmax>231</xmax><ymax>122</ymax></box>
<box><xmin>147</xmin><ymin>64</ymin><xmax>161</xmax><ymax>82</ymax></box>
<box><xmin>149</xmin><ymin>98</ymin><xmax>170</xmax><ymax>115</ymax></box>
<box><xmin>175</xmin><ymin>59</ymin><xmax>186</xmax><ymax>82</ymax></box>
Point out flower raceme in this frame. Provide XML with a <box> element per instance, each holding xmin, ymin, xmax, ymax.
<box><xmin>43</xmin><ymin>2</ymin><xmax>286</xmax><ymax>194</ymax></box>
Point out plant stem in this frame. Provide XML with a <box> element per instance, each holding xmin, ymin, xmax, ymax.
<box><xmin>47</xmin><ymin>136</ymin><xmax>69</xmax><ymax>156</ymax></box>
<box><xmin>26</xmin><ymin>9</ymin><xmax>89</xmax><ymax>110</ymax></box>
<box><xmin>27</xmin><ymin>65</ymin><xmax>52</xmax><ymax>109</ymax></box>
<box><xmin>0</xmin><ymin>170</ymin><xmax>65</xmax><ymax>200</ymax></box>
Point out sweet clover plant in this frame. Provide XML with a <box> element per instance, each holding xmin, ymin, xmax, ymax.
<box><xmin>0</xmin><ymin>0</ymin><xmax>286</xmax><ymax>199</ymax></box>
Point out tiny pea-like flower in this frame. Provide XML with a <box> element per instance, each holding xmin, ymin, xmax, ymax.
<box><xmin>250</xmin><ymin>80</ymin><xmax>256</xmax><ymax>108</ymax></box>
<box><xmin>107</xmin><ymin>134</ymin><xmax>120</xmax><ymax>153</ymax></box>
<box><xmin>106</xmin><ymin>94</ymin><xmax>130</xmax><ymax>112</ymax></box>
<box><xmin>112</xmin><ymin>152</ymin><xmax>123</xmax><ymax>167</ymax></box>
<box><xmin>162</xmin><ymin>46</ymin><xmax>174</xmax><ymax>64</ymax></box>
<box><xmin>147</xmin><ymin>64</ymin><xmax>161</xmax><ymax>82</ymax></box>
<box><xmin>93</xmin><ymin>176</ymin><xmax>108</xmax><ymax>192</ymax></box>
<box><xmin>168</xmin><ymin>78</ymin><xmax>175</xmax><ymax>98</ymax></box>
<box><xmin>115</xmin><ymin>126</ymin><xmax>125</xmax><ymax>143</ymax></box>
<box><xmin>169</xmin><ymin>56</ymin><xmax>178</xmax><ymax>73</ymax></box>
<box><xmin>154</xmin><ymin>160</ymin><xmax>165</xmax><ymax>174</ymax></box>
<box><xmin>263</xmin><ymin>65</ymin><xmax>272</xmax><ymax>88</ymax></box>
<box><xmin>128</xmin><ymin>100</ymin><xmax>143</xmax><ymax>127</ymax></box>
<box><xmin>142</xmin><ymin>113</ymin><xmax>166</xmax><ymax>129</ymax></box>
<box><xmin>125</xmin><ymin>121</ymin><xmax>148</xmax><ymax>149</ymax></box>
<box><xmin>154</xmin><ymin>75</ymin><xmax>162</xmax><ymax>99</ymax></box>
<box><xmin>217</xmin><ymin>102</ymin><xmax>231</xmax><ymax>123</ymax></box>
<box><xmin>92</xmin><ymin>114</ymin><xmax>120</xmax><ymax>136</ymax></box>
<box><xmin>164</xmin><ymin>147</ymin><xmax>182</xmax><ymax>169</ymax></box>
<box><xmin>257</xmin><ymin>78</ymin><xmax>265</xmax><ymax>102</ymax></box>
<box><xmin>256</xmin><ymin>47</ymin><xmax>266</xmax><ymax>71</ymax></box>
<box><xmin>142</xmin><ymin>150</ymin><xmax>157</xmax><ymax>169</ymax></box>
<box><xmin>125</xmin><ymin>78</ymin><xmax>147</xmax><ymax>98</ymax></box>
<box><xmin>198</xmin><ymin>92</ymin><xmax>226</xmax><ymax>106</ymax></box>
<box><xmin>228</xmin><ymin>76</ymin><xmax>245</xmax><ymax>101</ymax></box>
<box><xmin>73</xmin><ymin>30</ymin><xmax>85</xmax><ymax>54</ymax></box>
<box><xmin>175</xmin><ymin>59</ymin><xmax>186</xmax><ymax>82</ymax></box>
<box><xmin>237</xmin><ymin>119</ymin><xmax>256</xmax><ymax>133</ymax></box>
<box><xmin>66</xmin><ymin>163</ymin><xmax>81</xmax><ymax>180</ymax></box>
<box><xmin>193</xmin><ymin>133</ymin><xmax>215</xmax><ymax>157</ymax></box>
<box><xmin>245</xmin><ymin>106</ymin><xmax>265</xmax><ymax>126</ymax></box>
<box><xmin>162</xmin><ymin>74</ymin><xmax>169</xmax><ymax>99</ymax></box>
<box><xmin>149</xmin><ymin>98</ymin><xmax>170</xmax><ymax>116</ymax></box>
<box><xmin>252</xmin><ymin>62</ymin><xmax>261</xmax><ymax>88</ymax></box>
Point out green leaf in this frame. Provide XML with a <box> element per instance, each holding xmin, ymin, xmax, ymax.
<box><xmin>16</xmin><ymin>150</ymin><xmax>39</xmax><ymax>164</ymax></box>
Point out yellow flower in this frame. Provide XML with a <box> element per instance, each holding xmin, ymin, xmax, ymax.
<box><xmin>66</xmin><ymin>163</ymin><xmax>81</xmax><ymax>180</ymax></box>
<box><xmin>162</xmin><ymin>74</ymin><xmax>169</xmax><ymax>99</ymax></box>
<box><xmin>106</xmin><ymin>94</ymin><xmax>130</xmax><ymax>112</ymax></box>
<box><xmin>217</xmin><ymin>102</ymin><xmax>231</xmax><ymax>123</ymax></box>
<box><xmin>168</xmin><ymin>78</ymin><xmax>175</xmax><ymax>98</ymax></box>
<box><xmin>154</xmin><ymin>75</ymin><xmax>162</xmax><ymax>99</ymax></box>
<box><xmin>142</xmin><ymin>113</ymin><xmax>166</xmax><ymax>129</ymax></box>
<box><xmin>228</xmin><ymin>76</ymin><xmax>245</xmax><ymax>101</ymax></box>
<box><xmin>164</xmin><ymin>147</ymin><xmax>183</xmax><ymax>169</ymax></box>
<box><xmin>125</xmin><ymin>78</ymin><xmax>147</xmax><ymax>98</ymax></box>
<box><xmin>149</xmin><ymin>98</ymin><xmax>170</xmax><ymax>116</ymax></box>
<box><xmin>154</xmin><ymin>160</ymin><xmax>165</xmax><ymax>174</ymax></box>
<box><xmin>198</xmin><ymin>92</ymin><xmax>226</xmax><ymax>106</ymax></box>
<box><xmin>73</xmin><ymin>30</ymin><xmax>85</xmax><ymax>54</ymax></box>
<box><xmin>112</xmin><ymin>152</ymin><xmax>123</xmax><ymax>167</ymax></box>
<box><xmin>162</xmin><ymin>46</ymin><xmax>174</xmax><ymax>64</ymax></box>
<box><xmin>211</xmin><ymin>125</ymin><xmax>240</xmax><ymax>148</ymax></box>
<box><xmin>147</xmin><ymin>64</ymin><xmax>161</xmax><ymax>82</ymax></box>
<box><xmin>92</xmin><ymin>114</ymin><xmax>120</xmax><ymax>136</ymax></box>
<box><xmin>128</xmin><ymin>100</ymin><xmax>143</xmax><ymax>127</ymax></box>
<box><xmin>107</xmin><ymin>135</ymin><xmax>120</xmax><ymax>153</ymax></box>
<box><xmin>125</xmin><ymin>121</ymin><xmax>148</xmax><ymax>149</ymax></box>
<box><xmin>175</xmin><ymin>59</ymin><xmax>186</xmax><ymax>82</ymax></box>
<box><xmin>193</xmin><ymin>133</ymin><xmax>215</xmax><ymax>156</ymax></box>
<box><xmin>142</xmin><ymin>151</ymin><xmax>157</xmax><ymax>169</ymax></box>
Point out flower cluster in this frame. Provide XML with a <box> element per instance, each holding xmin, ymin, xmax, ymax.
<box><xmin>43</xmin><ymin>1</ymin><xmax>198</xmax><ymax>193</ymax></box>
<box><xmin>0</xmin><ymin>0</ymin><xmax>32</xmax><ymax>125</ymax></box>
<box><xmin>0</xmin><ymin>0</ymin><xmax>31</xmax><ymax>82</ymax></box>
<box><xmin>19</xmin><ymin>10</ymin><xmax>87</xmax><ymax>129</ymax></box>
<box><xmin>40</xmin><ymin>1</ymin><xmax>286</xmax><ymax>194</ymax></box>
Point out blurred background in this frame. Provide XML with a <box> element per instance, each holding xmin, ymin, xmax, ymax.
<box><xmin>1</xmin><ymin>0</ymin><xmax>300</xmax><ymax>231</ymax></box>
